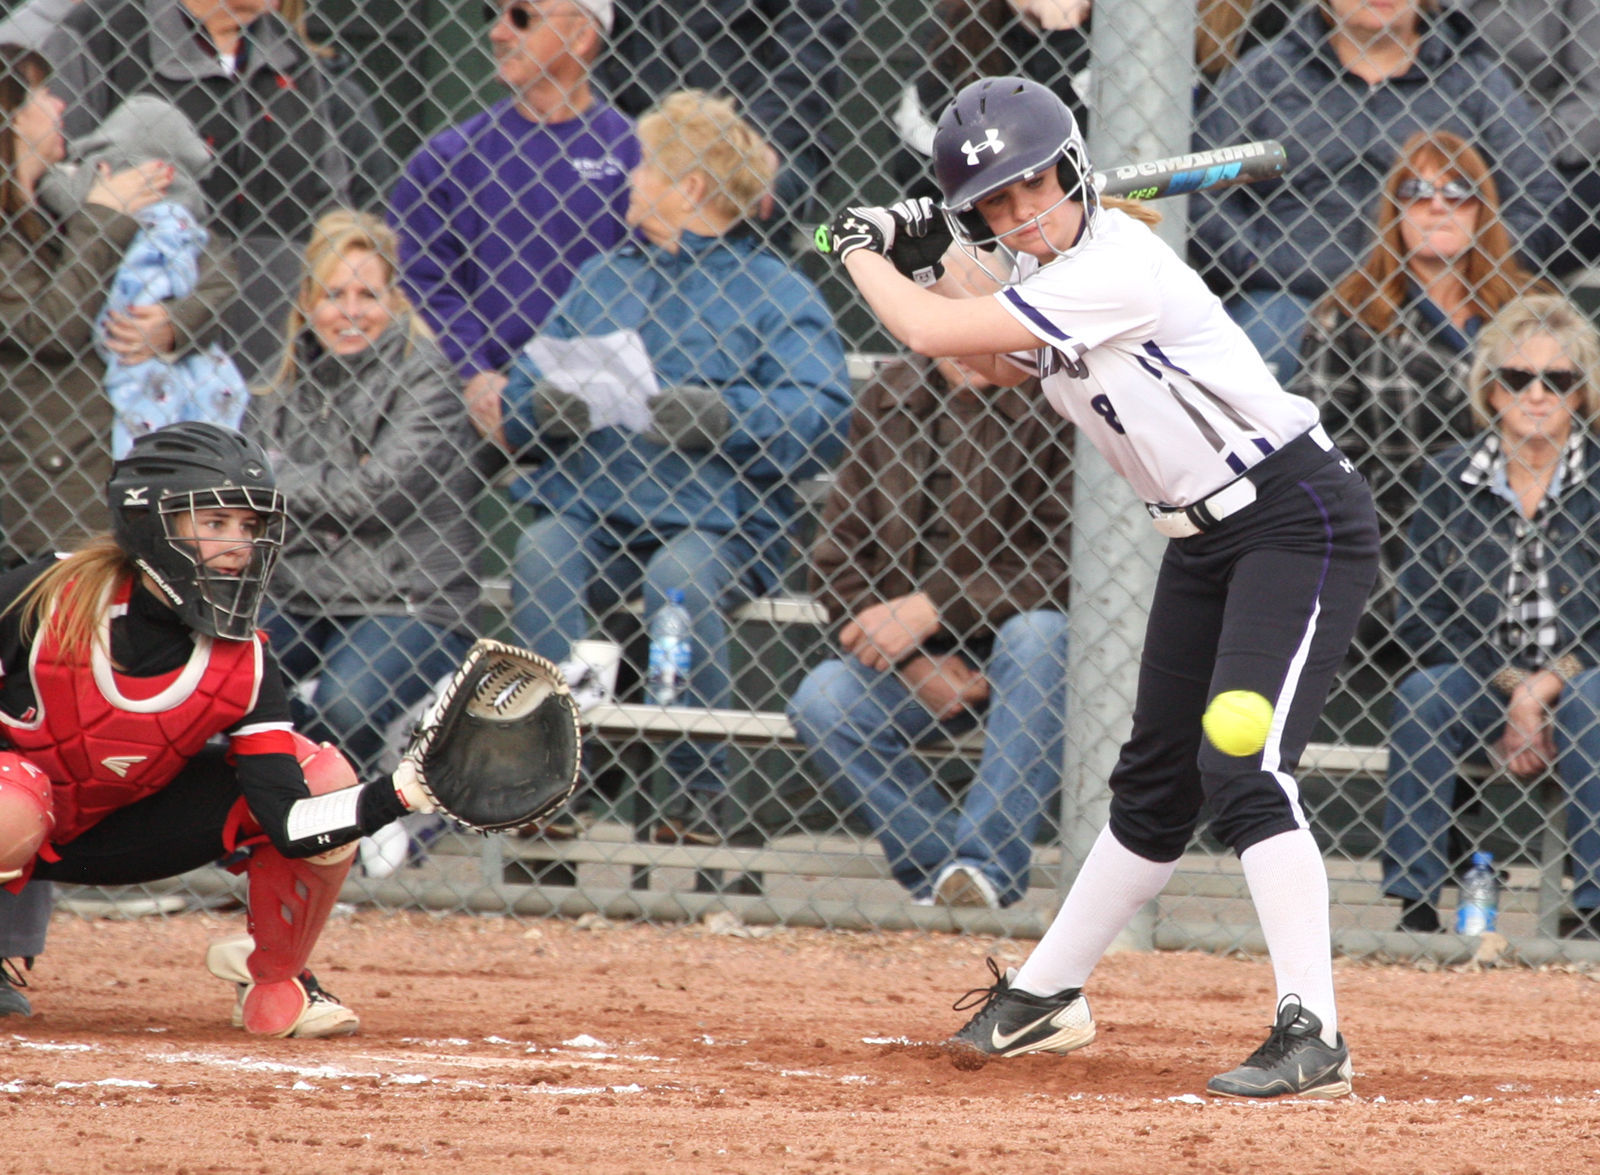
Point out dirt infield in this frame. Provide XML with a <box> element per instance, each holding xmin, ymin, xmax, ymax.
<box><xmin>4</xmin><ymin>909</ymin><xmax>1598</xmax><ymax>1174</ymax></box>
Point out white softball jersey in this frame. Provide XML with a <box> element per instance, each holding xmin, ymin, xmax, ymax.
<box><xmin>994</xmin><ymin>206</ymin><xmax>1320</xmax><ymax>509</ymax></box>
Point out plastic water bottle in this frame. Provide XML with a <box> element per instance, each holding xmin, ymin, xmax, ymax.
<box><xmin>646</xmin><ymin>589</ymin><xmax>693</xmax><ymax>706</ymax></box>
<box><xmin>1457</xmin><ymin>851</ymin><xmax>1500</xmax><ymax>935</ymax></box>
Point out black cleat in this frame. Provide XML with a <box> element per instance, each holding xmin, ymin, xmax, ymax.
<box><xmin>1</xmin><ymin>958</ymin><xmax>32</xmax><ymax>1017</ymax></box>
<box><xmin>949</xmin><ymin>958</ymin><xmax>1095</xmax><ymax>1057</ymax></box>
<box><xmin>1206</xmin><ymin>996</ymin><xmax>1353</xmax><ymax>1099</ymax></box>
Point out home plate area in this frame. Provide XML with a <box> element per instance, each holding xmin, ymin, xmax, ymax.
<box><xmin>3</xmin><ymin>911</ymin><xmax>1600</xmax><ymax>1174</ymax></box>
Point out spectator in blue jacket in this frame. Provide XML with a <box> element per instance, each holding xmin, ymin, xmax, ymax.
<box><xmin>1190</xmin><ymin>0</ymin><xmax>1565</xmax><ymax>381</ymax></box>
<box><xmin>1382</xmin><ymin>293</ymin><xmax>1600</xmax><ymax>938</ymax></box>
<box><xmin>480</xmin><ymin>90</ymin><xmax>851</xmax><ymax>846</ymax></box>
<box><xmin>390</xmin><ymin>0</ymin><xmax>638</xmax><ymax>421</ymax></box>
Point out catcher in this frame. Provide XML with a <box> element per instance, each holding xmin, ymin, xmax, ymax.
<box><xmin>0</xmin><ymin>423</ymin><xmax>578</xmax><ymax>1036</ymax></box>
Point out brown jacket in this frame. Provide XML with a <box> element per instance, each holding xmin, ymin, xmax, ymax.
<box><xmin>0</xmin><ymin>203</ymin><xmax>233</xmax><ymax>562</ymax></box>
<box><xmin>808</xmin><ymin>356</ymin><xmax>1074</xmax><ymax>644</ymax></box>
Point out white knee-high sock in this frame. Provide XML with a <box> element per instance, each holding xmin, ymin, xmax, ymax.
<box><xmin>1239</xmin><ymin>828</ymin><xmax>1338</xmax><ymax>1045</ymax></box>
<box><xmin>1013</xmin><ymin>823</ymin><xmax>1179</xmax><ymax>996</ymax></box>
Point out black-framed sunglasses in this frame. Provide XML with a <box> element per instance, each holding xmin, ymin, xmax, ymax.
<box><xmin>1396</xmin><ymin>177</ymin><xmax>1476</xmax><ymax>204</ymax></box>
<box><xmin>484</xmin><ymin>1</ymin><xmax>543</xmax><ymax>30</ymax></box>
<box><xmin>1495</xmin><ymin>366</ymin><xmax>1585</xmax><ymax>396</ymax></box>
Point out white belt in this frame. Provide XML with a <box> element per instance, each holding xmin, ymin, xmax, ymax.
<box><xmin>1147</xmin><ymin>477</ymin><xmax>1259</xmax><ymax>539</ymax></box>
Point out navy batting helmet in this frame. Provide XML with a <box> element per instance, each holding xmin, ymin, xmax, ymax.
<box><xmin>931</xmin><ymin>76</ymin><xmax>1094</xmax><ymax>250</ymax></box>
<box><xmin>107</xmin><ymin>423</ymin><xmax>286</xmax><ymax>640</ymax></box>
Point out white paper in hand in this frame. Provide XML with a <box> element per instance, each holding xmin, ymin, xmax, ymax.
<box><xmin>522</xmin><ymin>329</ymin><xmax>660</xmax><ymax>433</ymax></box>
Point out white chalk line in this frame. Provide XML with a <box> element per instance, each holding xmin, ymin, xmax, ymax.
<box><xmin>9</xmin><ymin>1031</ymin><xmax>1599</xmax><ymax>1108</ymax></box>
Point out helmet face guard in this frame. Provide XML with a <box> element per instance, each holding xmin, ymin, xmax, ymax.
<box><xmin>931</xmin><ymin>76</ymin><xmax>1096</xmax><ymax>276</ymax></box>
<box><xmin>150</xmin><ymin>485</ymin><xmax>286</xmax><ymax>641</ymax></box>
<box><xmin>108</xmin><ymin>423</ymin><xmax>286</xmax><ymax>641</ymax></box>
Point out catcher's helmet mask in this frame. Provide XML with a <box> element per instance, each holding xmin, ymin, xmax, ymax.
<box><xmin>931</xmin><ymin>76</ymin><xmax>1096</xmax><ymax>278</ymax></box>
<box><xmin>107</xmin><ymin>423</ymin><xmax>286</xmax><ymax>641</ymax></box>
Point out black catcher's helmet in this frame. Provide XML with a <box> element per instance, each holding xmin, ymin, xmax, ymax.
<box><xmin>931</xmin><ymin>76</ymin><xmax>1094</xmax><ymax>254</ymax></box>
<box><xmin>106</xmin><ymin>423</ymin><xmax>286</xmax><ymax>640</ymax></box>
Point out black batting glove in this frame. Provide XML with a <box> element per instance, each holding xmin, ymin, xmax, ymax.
<box><xmin>884</xmin><ymin>197</ymin><xmax>952</xmax><ymax>286</ymax></box>
<box><xmin>816</xmin><ymin>200</ymin><xmax>951</xmax><ymax>285</ymax></box>
<box><xmin>815</xmin><ymin>206</ymin><xmax>895</xmax><ymax>261</ymax></box>
<box><xmin>887</xmin><ymin>196</ymin><xmax>939</xmax><ymax>239</ymax></box>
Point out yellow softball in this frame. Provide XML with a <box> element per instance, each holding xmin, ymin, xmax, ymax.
<box><xmin>1202</xmin><ymin>690</ymin><xmax>1275</xmax><ymax>757</ymax></box>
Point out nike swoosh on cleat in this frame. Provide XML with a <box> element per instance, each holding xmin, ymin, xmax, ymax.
<box><xmin>989</xmin><ymin>1010</ymin><xmax>1065</xmax><ymax>1052</ymax></box>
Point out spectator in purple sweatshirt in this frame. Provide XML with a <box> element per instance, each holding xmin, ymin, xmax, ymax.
<box><xmin>389</xmin><ymin>0</ymin><xmax>639</xmax><ymax>424</ymax></box>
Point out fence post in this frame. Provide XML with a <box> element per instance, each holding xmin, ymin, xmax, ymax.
<box><xmin>1057</xmin><ymin>0</ymin><xmax>1197</xmax><ymax>948</ymax></box>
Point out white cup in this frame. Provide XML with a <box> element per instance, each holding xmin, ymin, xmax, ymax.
<box><xmin>564</xmin><ymin>639</ymin><xmax>622</xmax><ymax>710</ymax></box>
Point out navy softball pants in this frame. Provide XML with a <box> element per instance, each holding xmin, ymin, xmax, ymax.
<box><xmin>1108</xmin><ymin>431</ymin><xmax>1380</xmax><ymax>862</ymax></box>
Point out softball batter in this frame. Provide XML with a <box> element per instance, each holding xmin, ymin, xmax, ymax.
<box><xmin>820</xmin><ymin>76</ymin><xmax>1379</xmax><ymax>1099</ymax></box>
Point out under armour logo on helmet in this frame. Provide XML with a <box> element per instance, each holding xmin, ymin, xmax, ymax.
<box><xmin>961</xmin><ymin>129</ymin><xmax>1004</xmax><ymax>166</ymax></box>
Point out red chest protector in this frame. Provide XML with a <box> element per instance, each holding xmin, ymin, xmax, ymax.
<box><xmin>0</xmin><ymin>579</ymin><xmax>263</xmax><ymax>845</ymax></box>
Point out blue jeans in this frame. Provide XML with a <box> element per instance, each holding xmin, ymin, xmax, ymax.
<box><xmin>1226</xmin><ymin>289</ymin><xmax>1313</xmax><ymax>383</ymax></box>
<box><xmin>510</xmin><ymin>514</ymin><xmax>763</xmax><ymax>802</ymax></box>
<box><xmin>260</xmin><ymin>609</ymin><xmax>471</xmax><ymax>780</ymax></box>
<box><xmin>1382</xmin><ymin>663</ymin><xmax>1600</xmax><ymax>910</ymax></box>
<box><xmin>788</xmin><ymin>611</ymin><xmax>1068</xmax><ymax>906</ymax></box>
<box><xmin>0</xmin><ymin>880</ymin><xmax>52</xmax><ymax>957</ymax></box>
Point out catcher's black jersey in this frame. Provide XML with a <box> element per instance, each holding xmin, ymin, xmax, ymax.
<box><xmin>0</xmin><ymin>560</ymin><xmax>304</xmax><ymax>853</ymax></box>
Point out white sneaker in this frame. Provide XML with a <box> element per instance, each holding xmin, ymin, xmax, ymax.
<box><xmin>934</xmin><ymin>863</ymin><xmax>1002</xmax><ymax>910</ymax></box>
<box><xmin>358</xmin><ymin>822</ymin><xmax>412</xmax><ymax>879</ymax></box>
<box><xmin>205</xmin><ymin>935</ymin><xmax>360</xmax><ymax>1039</ymax></box>
<box><xmin>557</xmin><ymin>658</ymin><xmax>612</xmax><ymax>713</ymax></box>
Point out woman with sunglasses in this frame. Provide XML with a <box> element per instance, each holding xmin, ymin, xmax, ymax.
<box><xmin>1381</xmin><ymin>293</ymin><xmax>1600</xmax><ymax>939</ymax></box>
<box><xmin>1190</xmin><ymin>0</ymin><xmax>1564</xmax><ymax>381</ymax></box>
<box><xmin>1291</xmin><ymin>130</ymin><xmax>1544</xmax><ymax>649</ymax></box>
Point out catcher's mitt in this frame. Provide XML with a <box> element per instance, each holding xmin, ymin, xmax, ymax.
<box><xmin>394</xmin><ymin>640</ymin><xmax>581</xmax><ymax>833</ymax></box>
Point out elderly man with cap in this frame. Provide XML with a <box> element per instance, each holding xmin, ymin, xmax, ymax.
<box><xmin>391</xmin><ymin>0</ymin><xmax>640</xmax><ymax>427</ymax></box>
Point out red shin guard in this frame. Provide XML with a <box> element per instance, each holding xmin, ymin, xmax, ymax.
<box><xmin>230</xmin><ymin>733</ymin><xmax>361</xmax><ymax>1035</ymax></box>
<box><xmin>240</xmin><ymin>845</ymin><xmax>352</xmax><ymax>1035</ymax></box>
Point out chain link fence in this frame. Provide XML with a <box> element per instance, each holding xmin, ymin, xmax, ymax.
<box><xmin>6</xmin><ymin>0</ymin><xmax>1600</xmax><ymax>962</ymax></box>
